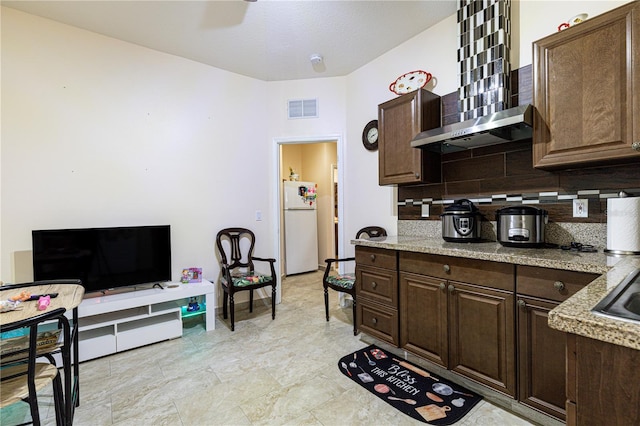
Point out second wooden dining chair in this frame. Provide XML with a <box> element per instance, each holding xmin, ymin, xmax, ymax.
<box><xmin>322</xmin><ymin>226</ymin><xmax>387</xmax><ymax>335</ymax></box>
<box><xmin>215</xmin><ymin>227</ymin><xmax>277</xmax><ymax>331</ymax></box>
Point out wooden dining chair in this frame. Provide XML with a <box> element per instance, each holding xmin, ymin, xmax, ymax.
<box><xmin>1</xmin><ymin>307</ymin><xmax>68</xmax><ymax>426</ymax></box>
<box><xmin>215</xmin><ymin>227</ymin><xmax>277</xmax><ymax>331</ymax></box>
<box><xmin>322</xmin><ymin>226</ymin><xmax>387</xmax><ymax>335</ymax></box>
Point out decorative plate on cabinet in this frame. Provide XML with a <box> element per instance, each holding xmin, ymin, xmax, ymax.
<box><xmin>389</xmin><ymin>70</ymin><xmax>432</xmax><ymax>95</ymax></box>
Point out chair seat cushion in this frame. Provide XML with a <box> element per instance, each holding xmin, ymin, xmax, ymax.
<box><xmin>1</xmin><ymin>363</ymin><xmax>59</xmax><ymax>407</ymax></box>
<box><xmin>222</xmin><ymin>273</ymin><xmax>273</xmax><ymax>288</ymax></box>
<box><xmin>326</xmin><ymin>273</ymin><xmax>355</xmax><ymax>289</ymax></box>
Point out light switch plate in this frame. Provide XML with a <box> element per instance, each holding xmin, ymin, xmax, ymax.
<box><xmin>573</xmin><ymin>199</ymin><xmax>588</xmax><ymax>217</ymax></box>
<box><xmin>255</xmin><ymin>210</ymin><xmax>262</xmax><ymax>221</ymax></box>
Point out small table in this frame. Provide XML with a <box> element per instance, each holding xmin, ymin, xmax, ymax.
<box><xmin>1</xmin><ymin>282</ymin><xmax>84</xmax><ymax>425</ymax></box>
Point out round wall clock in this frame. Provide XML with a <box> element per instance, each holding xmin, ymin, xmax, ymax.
<box><xmin>362</xmin><ymin>119</ymin><xmax>379</xmax><ymax>151</ymax></box>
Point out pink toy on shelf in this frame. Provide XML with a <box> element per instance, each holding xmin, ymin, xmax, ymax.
<box><xmin>37</xmin><ymin>295</ymin><xmax>51</xmax><ymax>311</ymax></box>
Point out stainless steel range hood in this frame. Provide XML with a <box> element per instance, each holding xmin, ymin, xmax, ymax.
<box><xmin>411</xmin><ymin>104</ymin><xmax>533</xmax><ymax>154</ymax></box>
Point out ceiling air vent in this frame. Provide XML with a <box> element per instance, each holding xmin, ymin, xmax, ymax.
<box><xmin>287</xmin><ymin>98</ymin><xmax>318</xmax><ymax>119</ymax></box>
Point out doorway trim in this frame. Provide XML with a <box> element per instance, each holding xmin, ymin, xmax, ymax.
<box><xmin>272</xmin><ymin>134</ymin><xmax>344</xmax><ymax>303</ymax></box>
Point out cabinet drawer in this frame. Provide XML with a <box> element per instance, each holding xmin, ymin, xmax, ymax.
<box><xmin>400</xmin><ymin>252</ymin><xmax>514</xmax><ymax>291</ymax></box>
<box><xmin>356</xmin><ymin>266</ymin><xmax>397</xmax><ymax>306</ymax></box>
<box><xmin>116</xmin><ymin>312</ymin><xmax>182</xmax><ymax>352</ymax></box>
<box><xmin>355</xmin><ymin>246</ymin><xmax>397</xmax><ymax>270</ymax></box>
<box><xmin>357</xmin><ymin>300</ymin><xmax>399</xmax><ymax>345</ymax></box>
<box><xmin>517</xmin><ymin>266</ymin><xmax>598</xmax><ymax>302</ymax></box>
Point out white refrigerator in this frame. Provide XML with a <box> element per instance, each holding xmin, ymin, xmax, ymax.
<box><xmin>283</xmin><ymin>181</ymin><xmax>319</xmax><ymax>275</ymax></box>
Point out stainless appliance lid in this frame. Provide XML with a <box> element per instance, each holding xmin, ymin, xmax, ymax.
<box><xmin>411</xmin><ymin>104</ymin><xmax>533</xmax><ymax>154</ymax></box>
<box><xmin>497</xmin><ymin>205</ymin><xmax>548</xmax><ymax>216</ymax></box>
<box><xmin>443</xmin><ymin>199</ymin><xmax>479</xmax><ymax>214</ymax></box>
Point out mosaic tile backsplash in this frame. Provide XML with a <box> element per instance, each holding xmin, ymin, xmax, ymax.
<box><xmin>457</xmin><ymin>0</ymin><xmax>511</xmax><ymax>120</ymax></box>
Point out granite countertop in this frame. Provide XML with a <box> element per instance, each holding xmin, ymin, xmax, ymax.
<box><xmin>351</xmin><ymin>236</ymin><xmax>640</xmax><ymax>351</ymax></box>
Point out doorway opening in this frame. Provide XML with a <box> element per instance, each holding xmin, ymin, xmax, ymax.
<box><xmin>273</xmin><ymin>135</ymin><xmax>343</xmax><ymax>302</ymax></box>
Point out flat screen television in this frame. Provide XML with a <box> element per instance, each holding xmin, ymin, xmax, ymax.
<box><xmin>32</xmin><ymin>225</ymin><xmax>172</xmax><ymax>294</ymax></box>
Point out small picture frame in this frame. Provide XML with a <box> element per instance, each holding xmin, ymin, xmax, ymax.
<box><xmin>181</xmin><ymin>267</ymin><xmax>202</xmax><ymax>283</ymax></box>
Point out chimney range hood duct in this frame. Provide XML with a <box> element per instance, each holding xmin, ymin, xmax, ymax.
<box><xmin>413</xmin><ymin>0</ymin><xmax>533</xmax><ymax>154</ymax></box>
<box><xmin>411</xmin><ymin>104</ymin><xmax>533</xmax><ymax>153</ymax></box>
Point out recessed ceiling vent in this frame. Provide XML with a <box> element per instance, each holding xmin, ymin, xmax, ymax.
<box><xmin>288</xmin><ymin>98</ymin><xmax>318</xmax><ymax>119</ymax></box>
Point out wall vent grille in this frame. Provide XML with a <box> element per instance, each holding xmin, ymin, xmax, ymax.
<box><xmin>288</xmin><ymin>98</ymin><xmax>318</xmax><ymax>119</ymax></box>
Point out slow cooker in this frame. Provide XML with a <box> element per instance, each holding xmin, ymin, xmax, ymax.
<box><xmin>441</xmin><ymin>199</ymin><xmax>482</xmax><ymax>242</ymax></box>
<box><xmin>496</xmin><ymin>205</ymin><xmax>548</xmax><ymax>247</ymax></box>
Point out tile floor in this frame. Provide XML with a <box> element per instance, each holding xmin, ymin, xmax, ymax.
<box><xmin>2</xmin><ymin>271</ymin><xmax>538</xmax><ymax>425</ymax></box>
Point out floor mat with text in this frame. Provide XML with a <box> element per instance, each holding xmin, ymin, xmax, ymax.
<box><xmin>338</xmin><ymin>345</ymin><xmax>482</xmax><ymax>425</ymax></box>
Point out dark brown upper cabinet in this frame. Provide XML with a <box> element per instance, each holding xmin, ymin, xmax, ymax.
<box><xmin>378</xmin><ymin>89</ymin><xmax>441</xmax><ymax>185</ymax></box>
<box><xmin>532</xmin><ymin>1</ymin><xmax>640</xmax><ymax>169</ymax></box>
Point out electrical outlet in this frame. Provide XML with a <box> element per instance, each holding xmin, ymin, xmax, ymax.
<box><xmin>255</xmin><ymin>210</ymin><xmax>262</xmax><ymax>221</ymax></box>
<box><xmin>573</xmin><ymin>199</ymin><xmax>588</xmax><ymax>218</ymax></box>
<box><xmin>421</xmin><ymin>204</ymin><xmax>430</xmax><ymax>217</ymax></box>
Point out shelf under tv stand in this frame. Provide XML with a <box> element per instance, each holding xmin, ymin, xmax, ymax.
<box><xmin>75</xmin><ymin>280</ymin><xmax>215</xmax><ymax>362</ymax></box>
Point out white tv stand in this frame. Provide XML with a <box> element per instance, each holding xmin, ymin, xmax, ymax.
<box><xmin>75</xmin><ymin>280</ymin><xmax>215</xmax><ymax>362</ymax></box>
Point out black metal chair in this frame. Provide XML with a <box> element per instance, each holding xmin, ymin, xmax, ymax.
<box><xmin>1</xmin><ymin>279</ymin><xmax>83</xmax><ymax>425</ymax></box>
<box><xmin>1</xmin><ymin>307</ymin><xmax>68</xmax><ymax>426</ymax></box>
<box><xmin>322</xmin><ymin>226</ymin><xmax>387</xmax><ymax>335</ymax></box>
<box><xmin>215</xmin><ymin>228</ymin><xmax>277</xmax><ymax>331</ymax></box>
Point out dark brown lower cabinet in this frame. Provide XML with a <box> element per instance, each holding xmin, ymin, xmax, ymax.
<box><xmin>567</xmin><ymin>334</ymin><xmax>640</xmax><ymax>426</ymax></box>
<box><xmin>400</xmin><ymin>273</ymin><xmax>448</xmax><ymax>367</ymax></box>
<box><xmin>399</xmin><ymin>253</ymin><xmax>516</xmax><ymax>397</ymax></box>
<box><xmin>448</xmin><ymin>281</ymin><xmax>515</xmax><ymax>397</ymax></box>
<box><xmin>516</xmin><ymin>266</ymin><xmax>598</xmax><ymax>421</ymax></box>
<box><xmin>357</xmin><ymin>249</ymin><xmax>639</xmax><ymax>425</ymax></box>
<box><xmin>355</xmin><ymin>246</ymin><xmax>398</xmax><ymax>345</ymax></box>
<box><xmin>517</xmin><ymin>296</ymin><xmax>567</xmax><ymax>420</ymax></box>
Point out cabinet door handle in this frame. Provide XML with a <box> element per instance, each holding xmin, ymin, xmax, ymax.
<box><xmin>439</xmin><ymin>282</ymin><xmax>446</xmax><ymax>290</ymax></box>
<box><xmin>443</xmin><ymin>264</ymin><xmax>451</xmax><ymax>273</ymax></box>
<box><xmin>448</xmin><ymin>284</ymin><xmax>455</xmax><ymax>293</ymax></box>
<box><xmin>632</xmin><ymin>141</ymin><xmax>640</xmax><ymax>151</ymax></box>
<box><xmin>372</xmin><ymin>317</ymin><xmax>378</xmax><ymax>325</ymax></box>
<box><xmin>371</xmin><ymin>281</ymin><xmax>377</xmax><ymax>289</ymax></box>
<box><xmin>554</xmin><ymin>281</ymin><xmax>565</xmax><ymax>292</ymax></box>
<box><xmin>518</xmin><ymin>299</ymin><xmax>526</xmax><ymax>308</ymax></box>
<box><xmin>415</xmin><ymin>172</ymin><xmax>420</xmax><ymax>179</ymax></box>
<box><xmin>370</xmin><ymin>254</ymin><xmax>376</xmax><ymax>262</ymax></box>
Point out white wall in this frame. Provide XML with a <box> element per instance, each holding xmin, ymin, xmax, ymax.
<box><xmin>266</xmin><ymin>78</ymin><xmax>348</xmax><ymax>263</ymax></box>
<box><xmin>0</xmin><ymin>8</ymin><xmax>271</xmax><ymax>288</ymax></box>
<box><xmin>1</xmin><ymin>1</ymin><xmax>629</xmax><ymax>285</ymax></box>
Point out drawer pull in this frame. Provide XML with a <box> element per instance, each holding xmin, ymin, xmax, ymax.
<box><xmin>370</xmin><ymin>254</ymin><xmax>376</xmax><ymax>262</ymax></box>
<box><xmin>518</xmin><ymin>299</ymin><xmax>526</xmax><ymax>308</ymax></box>
<box><xmin>632</xmin><ymin>141</ymin><xmax>640</xmax><ymax>151</ymax></box>
<box><xmin>554</xmin><ymin>281</ymin><xmax>565</xmax><ymax>292</ymax></box>
<box><xmin>372</xmin><ymin>317</ymin><xmax>378</xmax><ymax>325</ymax></box>
<box><xmin>443</xmin><ymin>264</ymin><xmax>451</xmax><ymax>273</ymax></box>
<box><xmin>448</xmin><ymin>284</ymin><xmax>455</xmax><ymax>293</ymax></box>
<box><xmin>439</xmin><ymin>282</ymin><xmax>446</xmax><ymax>290</ymax></box>
<box><xmin>371</xmin><ymin>281</ymin><xmax>377</xmax><ymax>289</ymax></box>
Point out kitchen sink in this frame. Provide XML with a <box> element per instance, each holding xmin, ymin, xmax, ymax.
<box><xmin>592</xmin><ymin>269</ymin><xmax>640</xmax><ymax>322</ymax></box>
